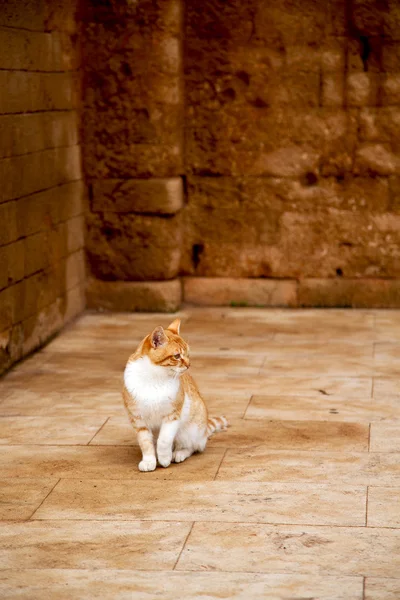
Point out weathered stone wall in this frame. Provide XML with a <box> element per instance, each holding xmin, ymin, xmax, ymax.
<box><xmin>82</xmin><ymin>0</ymin><xmax>400</xmax><ymax>309</ymax></box>
<box><xmin>81</xmin><ymin>0</ymin><xmax>183</xmax><ymax>311</ymax></box>
<box><xmin>0</xmin><ymin>0</ymin><xmax>85</xmax><ymax>374</ymax></box>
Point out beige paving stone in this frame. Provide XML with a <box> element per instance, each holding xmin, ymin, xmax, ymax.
<box><xmin>374</xmin><ymin>343</ymin><xmax>400</xmax><ymax>376</ymax></box>
<box><xmin>246</xmin><ymin>394</ymin><xmax>400</xmax><ymax>423</ymax></box>
<box><xmin>0</xmin><ymin>521</ymin><xmax>191</xmax><ymax>570</ymax></box>
<box><xmin>216</xmin><ymin>448</ymin><xmax>400</xmax><ymax>484</ymax></box>
<box><xmin>177</xmin><ymin>522</ymin><xmax>400</xmax><ymax>577</ymax></box>
<box><xmin>260</xmin><ymin>355</ymin><xmax>373</xmax><ymax>377</ymax></box>
<box><xmin>249</xmin><ymin>376</ymin><xmax>372</xmax><ymax>398</ymax></box>
<box><xmin>0</xmin><ymin>390</ymin><xmax>124</xmax><ymax>417</ymax></box>
<box><xmin>365</xmin><ymin>578</ymin><xmax>400</xmax><ymax>600</ymax></box>
<box><xmin>92</xmin><ymin>417</ymin><xmax>368</xmax><ymax>452</ymax></box>
<box><xmin>367</xmin><ymin>487</ymin><xmax>400</xmax><ymax>527</ymax></box>
<box><xmin>373</xmin><ymin>378</ymin><xmax>400</xmax><ymax>399</ymax></box>
<box><xmin>0</xmin><ymin>479</ymin><xmax>57</xmax><ymax>520</ymax></box>
<box><xmin>374</xmin><ymin>312</ymin><xmax>400</xmax><ymax>342</ymax></box>
<box><xmin>370</xmin><ymin>423</ymin><xmax>400</xmax><ymax>452</ymax></box>
<box><xmin>0</xmin><ymin>445</ymin><xmax>225</xmax><ymax>480</ymax></box>
<box><xmin>0</xmin><ymin>416</ymin><xmax>106</xmax><ymax>445</ymax></box>
<box><xmin>0</xmin><ymin>570</ymin><xmax>365</xmax><ymax>600</ymax></box>
<box><xmin>35</xmin><ymin>480</ymin><xmax>366</xmax><ymax>526</ymax></box>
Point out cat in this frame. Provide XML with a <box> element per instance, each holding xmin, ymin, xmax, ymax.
<box><xmin>123</xmin><ymin>318</ymin><xmax>228</xmax><ymax>472</ymax></box>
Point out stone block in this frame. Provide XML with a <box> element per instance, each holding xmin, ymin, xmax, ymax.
<box><xmin>273</xmin><ymin>209</ymin><xmax>400</xmax><ymax>278</ymax></box>
<box><xmin>14</xmin><ymin>183</ymin><xmax>80</xmax><ymax>239</ymax></box>
<box><xmin>64</xmin><ymin>283</ymin><xmax>86</xmax><ymax>323</ymax></box>
<box><xmin>0</xmin><ymin>287</ymin><xmax>14</xmax><ymax>331</ymax></box>
<box><xmin>92</xmin><ymin>178</ymin><xmax>183</xmax><ymax>214</ymax></box>
<box><xmin>183</xmin><ymin>277</ymin><xmax>297</xmax><ymax>307</ymax></box>
<box><xmin>299</xmin><ymin>278</ymin><xmax>400</xmax><ymax>308</ymax></box>
<box><xmin>8</xmin><ymin>240</ymin><xmax>25</xmax><ymax>286</ymax></box>
<box><xmin>358</xmin><ymin>108</ymin><xmax>400</xmax><ymax>151</ymax></box>
<box><xmin>0</xmin><ymin>241</ymin><xmax>24</xmax><ymax>290</ymax></box>
<box><xmin>66</xmin><ymin>250</ymin><xmax>85</xmax><ymax>290</ymax></box>
<box><xmin>351</xmin><ymin>0</ymin><xmax>384</xmax><ymax>36</ymax></box>
<box><xmin>381</xmin><ymin>42</ymin><xmax>400</xmax><ymax>71</ymax></box>
<box><xmin>66</xmin><ymin>216</ymin><xmax>85</xmax><ymax>255</ymax></box>
<box><xmin>24</xmin><ymin>232</ymin><xmax>48</xmax><ymax>277</ymax></box>
<box><xmin>44</xmin><ymin>0</ymin><xmax>79</xmax><ymax>33</ymax></box>
<box><xmin>383</xmin><ymin>0</ymin><xmax>400</xmax><ymax>40</ymax></box>
<box><xmin>21</xmin><ymin>297</ymin><xmax>65</xmax><ymax>356</ymax></box>
<box><xmin>183</xmin><ymin>176</ymin><xmax>282</xmax><ymax>251</ymax></box>
<box><xmin>0</xmin><ymin>146</ymin><xmax>82</xmax><ymax>204</ymax></box>
<box><xmin>354</xmin><ymin>144</ymin><xmax>400</xmax><ymax>176</ymax></box>
<box><xmin>276</xmin><ymin>176</ymin><xmax>389</xmax><ymax>213</ymax></box>
<box><xmin>86</xmin><ymin>212</ymin><xmax>181</xmax><ymax>281</ymax></box>
<box><xmin>346</xmin><ymin>72</ymin><xmax>378</xmax><ymax>107</ymax></box>
<box><xmin>86</xmin><ymin>278</ymin><xmax>182</xmax><ymax>312</ymax></box>
<box><xmin>82</xmin><ymin>103</ymin><xmax>183</xmax><ymax>179</ymax></box>
<box><xmin>0</xmin><ymin>201</ymin><xmax>17</xmax><ymax>245</ymax></box>
<box><xmin>321</xmin><ymin>72</ymin><xmax>344</xmax><ymax>107</ymax></box>
<box><xmin>0</xmin><ymin>0</ymin><xmax>45</xmax><ymax>30</ymax></box>
<box><xmin>186</xmin><ymin>107</ymin><xmax>356</xmax><ymax>177</ymax></box>
<box><xmin>0</xmin><ymin>71</ymin><xmax>79</xmax><ymax>114</ymax></box>
<box><xmin>381</xmin><ymin>74</ymin><xmax>400</xmax><ymax>106</ymax></box>
<box><xmin>0</xmin><ymin>112</ymin><xmax>78</xmax><ymax>159</ymax></box>
<box><xmin>0</xmin><ymin>28</ymin><xmax>77</xmax><ymax>72</ymax></box>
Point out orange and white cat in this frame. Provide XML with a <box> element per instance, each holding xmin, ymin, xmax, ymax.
<box><xmin>123</xmin><ymin>318</ymin><xmax>227</xmax><ymax>472</ymax></box>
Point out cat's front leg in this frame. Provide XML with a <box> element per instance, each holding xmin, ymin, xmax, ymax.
<box><xmin>134</xmin><ymin>423</ymin><xmax>156</xmax><ymax>472</ymax></box>
<box><xmin>157</xmin><ymin>418</ymin><xmax>180</xmax><ymax>468</ymax></box>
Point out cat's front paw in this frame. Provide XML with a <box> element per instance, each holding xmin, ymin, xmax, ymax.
<box><xmin>138</xmin><ymin>457</ymin><xmax>156</xmax><ymax>472</ymax></box>
<box><xmin>157</xmin><ymin>452</ymin><xmax>172</xmax><ymax>468</ymax></box>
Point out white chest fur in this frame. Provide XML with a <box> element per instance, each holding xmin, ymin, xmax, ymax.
<box><xmin>124</xmin><ymin>356</ymin><xmax>180</xmax><ymax>428</ymax></box>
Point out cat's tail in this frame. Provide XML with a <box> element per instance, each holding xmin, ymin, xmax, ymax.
<box><xmin>207</xmin><ymin>415</ymin><xmax>228</xmax><ymax>437</ymax></box>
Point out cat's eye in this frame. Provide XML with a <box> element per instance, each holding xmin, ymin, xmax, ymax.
<box><xmin>173</xmin><ymin>353</ymin><xmax>181</xmax><ymax>359</ymax></box>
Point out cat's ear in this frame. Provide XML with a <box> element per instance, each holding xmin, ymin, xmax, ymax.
<box><xmin>167</xmin><ymin>318</ymin><xmax>181</xmax><ymax>335</ymax></box>
<box><xmin>150</xmin><ymin>326</ymin><xmax>167</xmax><ymax>348</ymax></box>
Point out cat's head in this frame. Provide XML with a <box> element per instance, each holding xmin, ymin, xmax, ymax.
<box><xmin>145</xmin><ymin>319</ymin><xmax>190</xmax><ymax>375</ymax></box>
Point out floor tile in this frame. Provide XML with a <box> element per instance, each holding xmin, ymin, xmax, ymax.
<box><xmin>365</xmin><ymin>578</ymin><xmax>400</xmax><ymax>600</ymax></box>
<box><xmin>370</xmin><ymin>423</ymin><xmax>400</xmax><ymax>452</ymax></box>
<box><xmin>249</xmin><ymin>376</ymin><xmax>372</xmax><ymax>398</ymax></box>
<box><xmin>209</xmin><ymin>419</ymin><xmax>369</xmax><ymax>451</ymax></box>
<box><xmin>216</xmin><ymin>448</ymin><xmax>400</xmax><ymax>485</ymax></box>
<box><xmin>246</xmin><ymin>395</ymin><xmax>400</xmax><ymax>423</ymax></box>
<box><xmin>0</xmin><ymin>478</ymin><xmax>57</xmax><ymax>520</ymax></box>
<box><xmin>35</xmin><ymin>480</ymin><xmax>366</xmax><ymax>527</ymax></box>
<box><xmin>0</xmin><ymin>521</ymin><xmax>190</xmax><ymax>570</ymax></box>
<box><xmin>374</xmin><ymin>343</ymin><xmax>400</xmax><ymax>376</ymax></box>
<box><xmin>0</xmin><ymin>445</ymin><xmax>224</xmax><ymax>480</ymax></box>
<box><xmin>374</xmin><ymin>312</ymin><xmax>400</xmax><ymax>342</ymax></box>
<box><xmin>0</xmin><ymin>570</ymin><xmax>364</xmax><ymax>600</ymax></box>
<box><xmin>0</xmin><ymin>416</ymin><xmax>106</xmax><ymax>445</ymax></box>
<box><xmin>177</xmin><ymin>522</ymin><xmax>400</xmax><ymax>577</ymax></box>
<box><xmin>0</xmin><ymin>390</ymin><xmax>123</xmax><ymax>417</ymax></box>
<box><xmin>367</xmin><ymin>487</ymin><xmax>400</xmax><ymax>527</ymax></box>
<box><xmin>91</xmin><ymin>417</ymin><xmax>368</xmax><ymax>452</ymax></box>
<box><xmin>373</xmin><ymin>378</ymin><xmax>400</xmax><ymax>399</ymax></box>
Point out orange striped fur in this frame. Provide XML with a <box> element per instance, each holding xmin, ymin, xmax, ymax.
<box><xmin>123</xmin><ymin>318</ymin><xmax>228</xmax><ymax>472</ymax></box>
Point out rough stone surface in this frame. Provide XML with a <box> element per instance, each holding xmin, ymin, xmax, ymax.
<box><xmin>299</xmin><ymin>279</ymin><xmax>400</xmax><ymax>308</ymax></box>
<box><xmin>86</xmin><ymin>212</ymin><xmax>181</xmax><ymax>281</ymax></box>
<box><xmin>86</xmin><ymin>278</ymin><xmax>182</xmax><ymax>312</ymax></box>
<box><xmin>92</xmin><ymin>178</ymin><xmax>183</xmax><ymax>214</ymax></box>
<box><xmin>0</xmin><ymin>0</ymin><xmax>85</xmax><ymax>375</ymax></box>
<box><xmin>183</xmin><ymin>278</ymin><xmax>297</xmax><ymax>307</ymax></box>
<box><xmin>80</xmin><ymin>0</ymin><xmax>183</xmax><ymax>179</ymax></box>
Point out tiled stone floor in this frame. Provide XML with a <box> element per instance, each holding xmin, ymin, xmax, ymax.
<box><xmin>0</xmin><ymin>308</ymin><xmax>400</xmax><ymax>599</ymax></box>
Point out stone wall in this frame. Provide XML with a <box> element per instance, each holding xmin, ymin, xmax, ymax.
<box><xmin>82</xmin><ymin>0</ymin><xmax>400</xmax><ymax>310</ymax></box>
<box><xmin>0</xmin><ymin>0</ymin><xmax>85</xmax><ymax>374</ymax></box>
